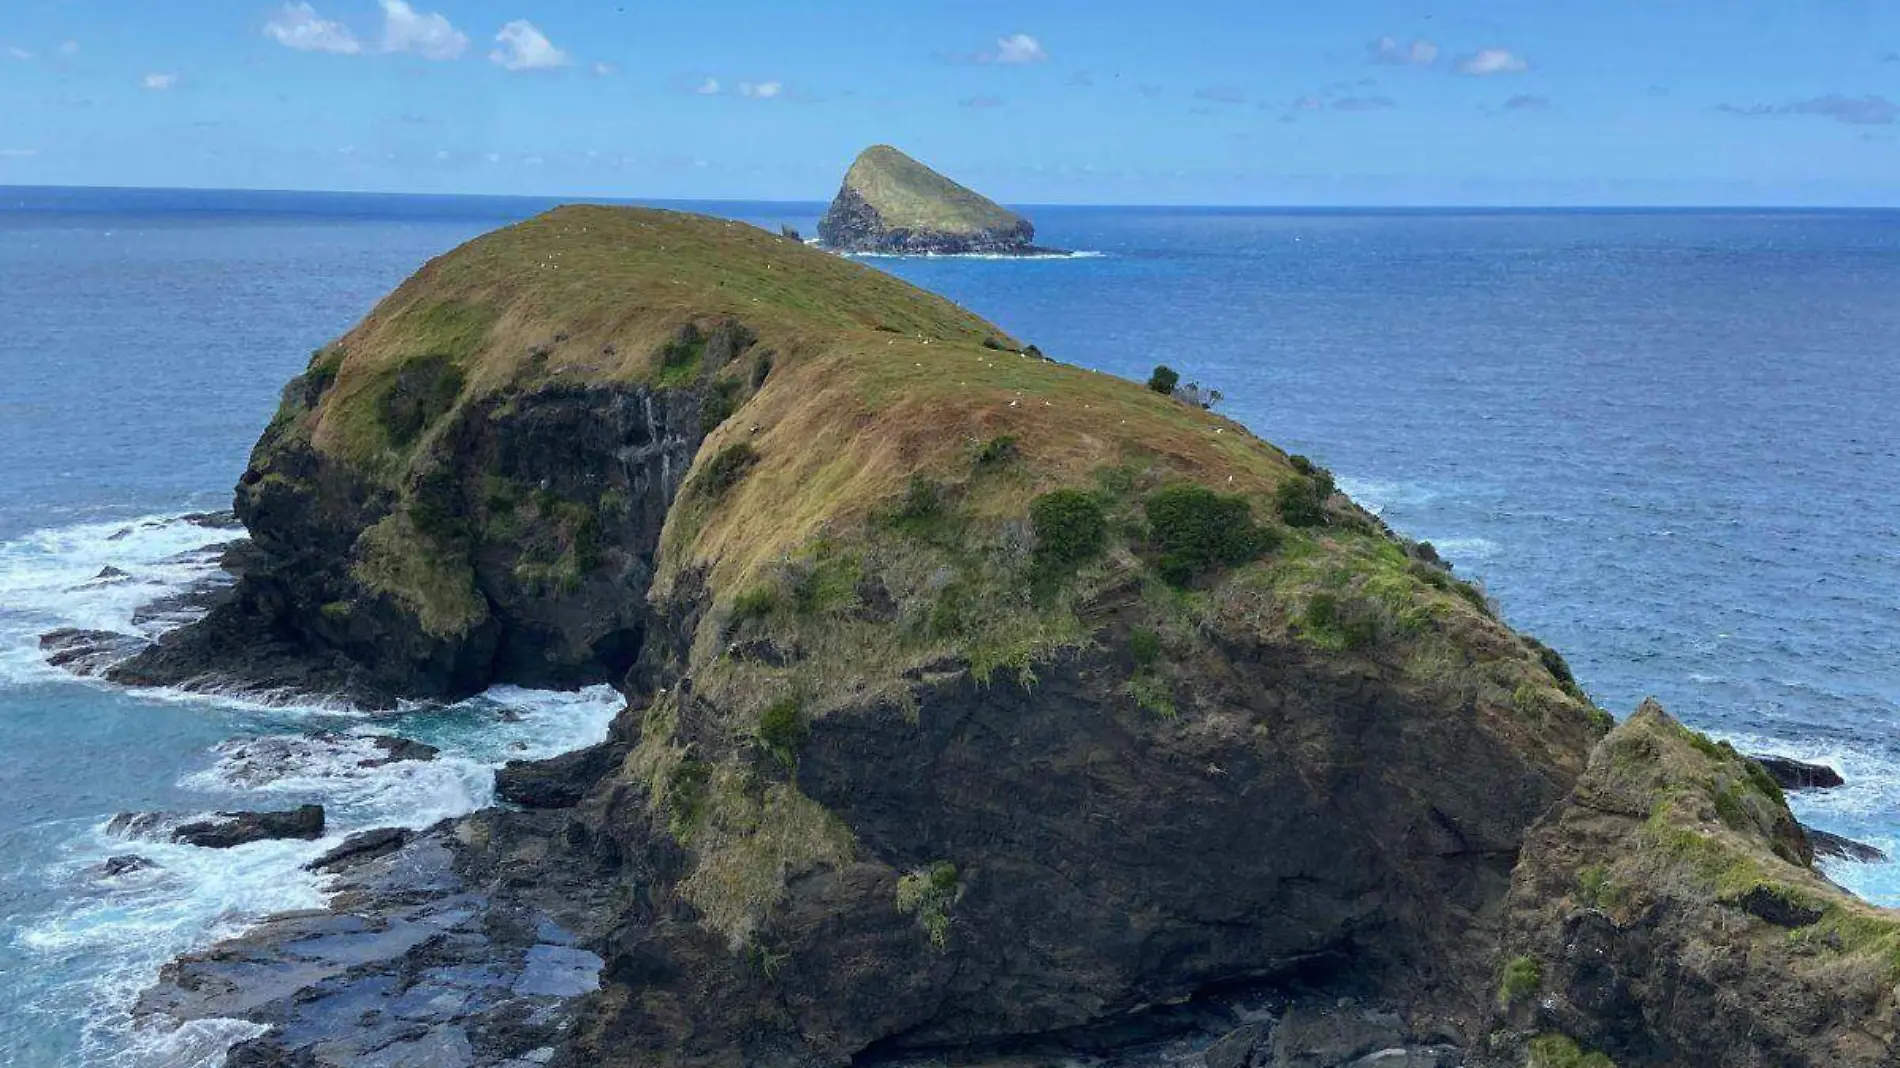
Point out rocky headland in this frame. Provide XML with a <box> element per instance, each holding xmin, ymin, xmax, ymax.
<box><xmin>818</xmin><ymin>145</ymin><xmax>1057</xmax><ymax>256</ymax></box>
<box><xmin>103</xmin><ymin>206</ymin><xmax>1899</xmax><ymax>1066</ymax></box>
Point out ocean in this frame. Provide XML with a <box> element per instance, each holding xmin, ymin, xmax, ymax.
<box><xmin>1</xmin><ymin>187</ymin><xmax>1897</xmax><ymax>1064</ymax></box>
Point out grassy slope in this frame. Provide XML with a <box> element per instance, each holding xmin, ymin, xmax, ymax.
<box><xmin>841</xmin><ymin>144</ymin><xmax>1025</xmax><ymax>236</ymax></box>
<box><xmin>287</xmin><ymin>205</ymin><xmax>1606</xmax><ymax>945</ymax></box>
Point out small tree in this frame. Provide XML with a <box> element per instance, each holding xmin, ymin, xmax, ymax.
<box><xmin>1173</xmin><ymin>382</ymin><xmax>1224</xmax><ymax>410</ymax></box>
<box><xmin>1146</xmin><ymin>365</ymin><xmax>1180</xmax><ymax>395</ymax></box>
<box><xmin>1030</xmin><ymin>490</ymin><xmax>1108</xmax><ymax>570</ymax></box>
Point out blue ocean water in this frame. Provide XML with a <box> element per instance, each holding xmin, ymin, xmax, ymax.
<box><xmin>2</xmin><ymin>188</ymin><xmax>1898</xmax><ymax>1064</ymax></box>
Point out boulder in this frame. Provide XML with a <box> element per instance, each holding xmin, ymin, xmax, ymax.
<box><xmin>97</xmin><ymin>854</ymin><xmax>159</xmax><ymax>878</ymax></box>
<box><xmin>306</xmin><ymin>827</ymin><xmax>411</xmax><ymax>874</ymax></box>
<box><xmin>173</xmin><ymin>805</ymin><xmax>325</xmax><ymax>849</ymax></box>
<box><xmin>1752</xmin><ymin>754</ymin><xmax>1844</xmax><ymax>791</ymax></box>
<box><xmin>1804</xmin><ymin>824</ymin><xmax>1888</xmax><ymax>863</ymax></box>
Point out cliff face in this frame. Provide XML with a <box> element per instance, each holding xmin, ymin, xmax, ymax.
<box><xmin>817</xmin><ymin>145</ymin><xmax>1042</xmax><ymax>255</ymax></box>
<box><xmin>1477</xmin><ymin>701</ymin><xmax>1900</xmax><ymax>1067</ymax></box>
<box><xmin>135</xmin><ymin>206</ymin><xmax>1631</xmax><ymax>1065</ymax></box>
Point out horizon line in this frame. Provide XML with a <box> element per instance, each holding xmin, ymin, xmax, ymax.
<box><xmin>6</xmin><ymin>181</ymin><xmax>1900</xmax><ymax>214</ymax></box>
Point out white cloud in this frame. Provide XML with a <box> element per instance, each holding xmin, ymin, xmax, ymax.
<box><xmin>379</xmin><ymin>0</ymin><xmax>466</xmax><ymax>60</ymax></box>
<box><xmin>0</xmin><ymin>148</ymin><xmax>38</xmax><ymax>158</ymax></box>
<box><xmin>592</xmin><ymin>61</ymin><xmax>615</xmax><ymax>76</ymax></box>
<box><xmin>265</xmin><ymin>3</ymin><xmax>362</xmax><ymax>55</ymax></box>
<box><xmin>6</xmin><ymin>46</ymin><xmax>33</xmax><ymax>61</ymax></box>
<box><xmin>141</xmin><ymin>72</ymin><xmax>178</xmax><ymax>91</ymax></box>
<box><xmin>58</xmin><ymin>40</ymin><xmax>79</xmax><ymax>57</ymax></box>
<box><xmin>991</xmin><ymin>32</ymin><xmax>1047</xmax><ymax>64</ymax></box>
<box><xmin>1457</xmin><ymin>48</ymin><xmax>1529</xmax><ymax>76</ymax></box>
<box><xmin>1368</xmin><ymin>35</ymin><xmax>1438</xmax><ymax>67</ymax></box>
<box><xmin>693</xmin><ymin>77</ymin><xmax>720</xmax><ymax>95</ymax></box>
<box><xmin>490</xmin><ymin>19</ymin><xmax>568</xmax><ymax>71</ymax></box>
<box><xmin>738</xmin><ymin>80</ymin><xmax>782</xmax><ymax>99</ymax></box>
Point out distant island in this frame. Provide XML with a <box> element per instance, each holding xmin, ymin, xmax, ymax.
<box><xmin>817</xmin><ymin>144</ymin><xmax>1063</xmax><ymax>255</ymax></box>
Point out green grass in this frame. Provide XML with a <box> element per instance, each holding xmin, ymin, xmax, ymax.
<box><xmin>895</xmin><ymin>861</ymin><xmax>963</xmax><ymax>949</ymax></box>
<box><xmin>1527</xmin><ymin>1035</ymin><xmax>1616</xmax><ymax>1068</ymax></box>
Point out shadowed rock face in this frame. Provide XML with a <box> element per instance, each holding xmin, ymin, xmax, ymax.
<box><xmin>108</xmin><ymin>380</ymin><xmax>709</xmax><ymax>707</ymax></box>
<box><xmin>818</xmin><ymin>145</ymin><xmax>1044</xmax><ymax>255</ymax></box>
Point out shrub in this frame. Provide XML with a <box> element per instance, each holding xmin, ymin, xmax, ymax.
<box><xmin>1030</xmin><ymin>490</ymin><xmax>1109</xmax><ymax>570</ymax></box>
<box><xmin>729</xmin><ymin>584</ymin><xmax>781</xmax><ymax>626</ymax></box>
<box><xmin>1526</xmin><ymin>1035</ymin><xmax>1615</xmax><ymax>1068</ymax></box>
<box><xmin>1146</xmin><ymin>365</ymin><xmax>1180</xmax><ymax>394</ymax></box>
<box><xmin>1274</xmin><ymin>475</ymin><xmax>1332</xmax><ymax>527</ymax></box>
<box><xmin>895</xmin><ymin>862</ymin><xmax>962</xmax><ymax>949</ymax></box>
<box><xmin>1144</xmin><ymin>484</ymin><xmax>1278</xmax><ymax>586</ymax></box>
<box><xmin>375</xmin><ymin>355</ymin><xmax>464</xmax><ymax>447</ymax></box>
<box><xmin>1128</xmin><ymin>627</ymin><xmax>1163</xmax><ymax>669</ymax></box>
<box><xmin>750</xmin><ymin>352</ymin><xmax>774</xmax><ymax>389</ymax></box>
<box><xmin>1498</xmin><ymin>955</ymin><xmax>1542</xmax><ymax>1008</ymax></box>
<box><xmin>974</xmin><ymin>434</ymin><xmax>1020</xmax><ymax>469</ymax></box>
<box><xmin>695</xmin><ymin>442</ymin><xmax>759</xmax><ymax>498</ymax></box>
<box><xmin>701</xmin><ymin>377</ymin><xmax>744</xmax><ymax>433</ymax></box>
<box><xmin>1301</xmin><ymin>592</ymin><xmax>1385</xmax><ymax>651</ymax></box>
<box><xmin>757</xmin><ymin>695</ymin><xmax>809</xmax><ymax>764</ymax></box>
<box><xmin>658</xmin><ymin>323</ymin><xmax>705</xmax><ymax>384</ymax></box>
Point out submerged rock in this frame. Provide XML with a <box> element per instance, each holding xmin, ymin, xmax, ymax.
<box><xmin>305</xmin><ymin>827</ymin><xmax>412</xmax><ymax>874</ymax></box>
<box><xmin>97</xmin><ymin>854</ymin><xmax>159</xmax><ymax>879</ymax></box>
<box><xmin>818</xmin><ymin>144</ymin><xmax>1054</xmax><ymax>255</ymax></box>
<box><xmin>39</xmin><ymin>627</ymin><xmax>147</xmax><ymax>677</ymax></box>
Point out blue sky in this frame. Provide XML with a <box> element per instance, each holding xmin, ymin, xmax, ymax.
<box><xmin>3</xmin><ymin>0</ymin><xmax>1900</xmax><ymax>204</ymax></box>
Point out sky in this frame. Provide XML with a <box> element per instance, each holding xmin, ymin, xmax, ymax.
<box><xmin>4</xmin><ymin>0</ymin><xmax>1900</xmax><ymax>205</ymax></box>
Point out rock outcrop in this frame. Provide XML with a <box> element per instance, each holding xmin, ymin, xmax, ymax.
<box><xmin>1478</xmin><ymin>700</ymin><xmax>1900</xmax><ymax>1067</ymax></box>
<box><xmin>818</xmin><ymin>144</ymin><xmax>1052</xmax><ymax>255</ymax></box>
<box><xmin>130</xmin><ymin>206</ymin><xmax>1840</xmax><ymax>1068</ymax></box>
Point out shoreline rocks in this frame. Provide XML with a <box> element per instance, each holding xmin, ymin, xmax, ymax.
<box><xmin>110</xmin><ymin>805</ymin><xmax>325</xmax><ymax>849</ymax></box>
<box><xmin>1753</xmin><ymin>753</ymin><xmax>1846</xmax><ymax>791</ymax></box>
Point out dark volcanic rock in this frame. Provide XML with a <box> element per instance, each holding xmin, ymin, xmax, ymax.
<box><xmin>40</xmin><ymin>627</ymin><xmax>148</xmax><ymax>677</ymax></box>
<box><xmin>361</xmin><ymin>735</ymin><xmax>440</xmax><ymax>766</ymax></box>
<box><xmin>1804</xmin><ymin>823</ymin><xmax>1888</xmax><ymax>864</ymax></box>
<box><xmin>97</xmin><ymin>854</ymin><xmax>159</xmax><ymax>878</ymax></box>
<box><xmin>305</xmin><ymin>827</ymin><xmax>412</xmax><ymax>874</ymax></box>
<box><xmin>1753</xmin><ymin>754</ymin><xmax>1845</xmax><ymax>791</ymax></box>
<box><xmin>495</xmin><ymin>742</ymin><xmax>622</xmax><ymax>809</ymax></box>
<box><xmin>173</xmin><ymin>805</ymin><xmax>325</xmax><ymax>849</ymax></box>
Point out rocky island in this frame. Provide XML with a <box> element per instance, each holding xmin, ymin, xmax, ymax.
<box><xmin>817</xmin><ymin>144</ymin><xmax>1056</xmax><ymax>256</ymax></box>
<box><xmin>108</xmin><ymin>207</ymin><xmax>1899</xmax><ymax>1066</ymax></box>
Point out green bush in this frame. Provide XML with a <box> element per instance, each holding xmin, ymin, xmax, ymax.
<box><xmin>1146</xmin><ymin>365</ymin><xmax>1180</xmax><ymax>395</ymax></box>
<box><xmin>1301</xmin><ymin>592</ymin><xmax>1385</xmax><ymax>651</ymax></box>
<box><xmin>695</xmin><ymin>442</ymin><xmax>759</xmax><ymax>498</ymax></box>
<box><xmin>1527</xmin><ymin>1035</ymin><xmax>1616</xmax><ymax>1068</ymax></box>
<box><xmin>1128</xmin><ymin>627</ymin><xmax>1163</xmax><ymax>669</ymax></box>
<box><xmin>757</xmin><ymin>695</ymin><xmax>809</xmax><ymax>764</ymax></box>
<box><xmin>701</xmin><ymin>377</ymin><xmax>744</xmax><ymax>433</ymax></box>
<box><xmin>1144</xmin><ymin>484</ymin><xmax>1277</xmax><ymax>586</ymax></box>
<box><xmin>1030</xmin><ymin>490</ymin><xmax>1108</xmax><ymax>570</ymax></box>
<box><xmin>729</xmin><ymin>584</ymin><xmax>781</xmax><ymax>626</ymax></box>
<box><xmin>974</xmin><ymin>434</ymin><xmax>1020</xmax><ymax>469</ymax></box>
<box><xmin>375</xmin><ymin>355</ymin><xmax>464</xmax><ymax>447</ymax></box>
<box><xmin>1498</xmin><ymin>955</ymin><xmax>1543</xmax><ymax>1008</ymax></box>
<box><xmin>895</xmin><ymin>861</ymin><xmax>962</xmax><ymax>949</ymax></box>
<box><xmin>750</xmin><ymin>352</ymin><xmax>774</xmax><ymax>389</ymax></box>
<box><xmin>1274</xmin><ymin>474</ymin><xmax>1333</xmax><ymax>527</ymax></box>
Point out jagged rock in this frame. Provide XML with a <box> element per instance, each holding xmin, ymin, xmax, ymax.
<box><xmin>97</xmin><ymin>854</ymin><xmax>158</xmax><ymax>878</ymax></box>
<box><xmin>39</xmin><ymin>627</ymin><xmax>148</xmax><ymax>676</ymax></box>
<box><xmin>92</xmin><ymin>565</ymin><xmax>132</xmax><ymax>582</ymax></box>
<box><xmin>495</xmin><ymin>742</ymin><xmax>622</xmax><ymax>809</ymax></box>
<box><xmin>818</xmin><ymin>145</ymin><xmax>1055</xmax><ymax>255</ymax></box>
<box><xmin>360</xmin><ymin>735</ymin><xmax>439</xmax><ymax>767</ymax></box>
<box><xmin>1271</xmin><ymin>1004</ymin><xmax>1406</xmax><ymax>1068</ymax></box>
<box><xmin>183</xmin><ymin>510</ymin><xmax>241</xmax><ymax>529</ymax></box>
<box><xmin>1479</xmin><ymin>700</ymin><xmax>1900</xmax><ymax>1067</ymax></box>
<box><xmin>1752</xmin><ymin>754</ymin><xmax>1845</xmax><ymax>790</ymax></box>
<box><xmin>172</xmin><ymin>805</ymin><xmax>324</xmax><ymax>849</ymax></box>
<box><xmin>1204</xmin><ymin>1022</ymin><xmax>1265</xmax><ymax>1068</ymax></box>
<box><xmin>305</xmin><ymin>827</ymin><xmax>411</xmax><ymax>874</ymax></box>
<box><xmin>1804</xmin><ymin>824</ymin><xmax>1888</xmax><ymax>863</ymax></box>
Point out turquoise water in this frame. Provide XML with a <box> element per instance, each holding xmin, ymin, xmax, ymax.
<box><xmin>3</xmin><ymin>190</ymin><xmax>1898</xmax><ymax>1064</ymax></box>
